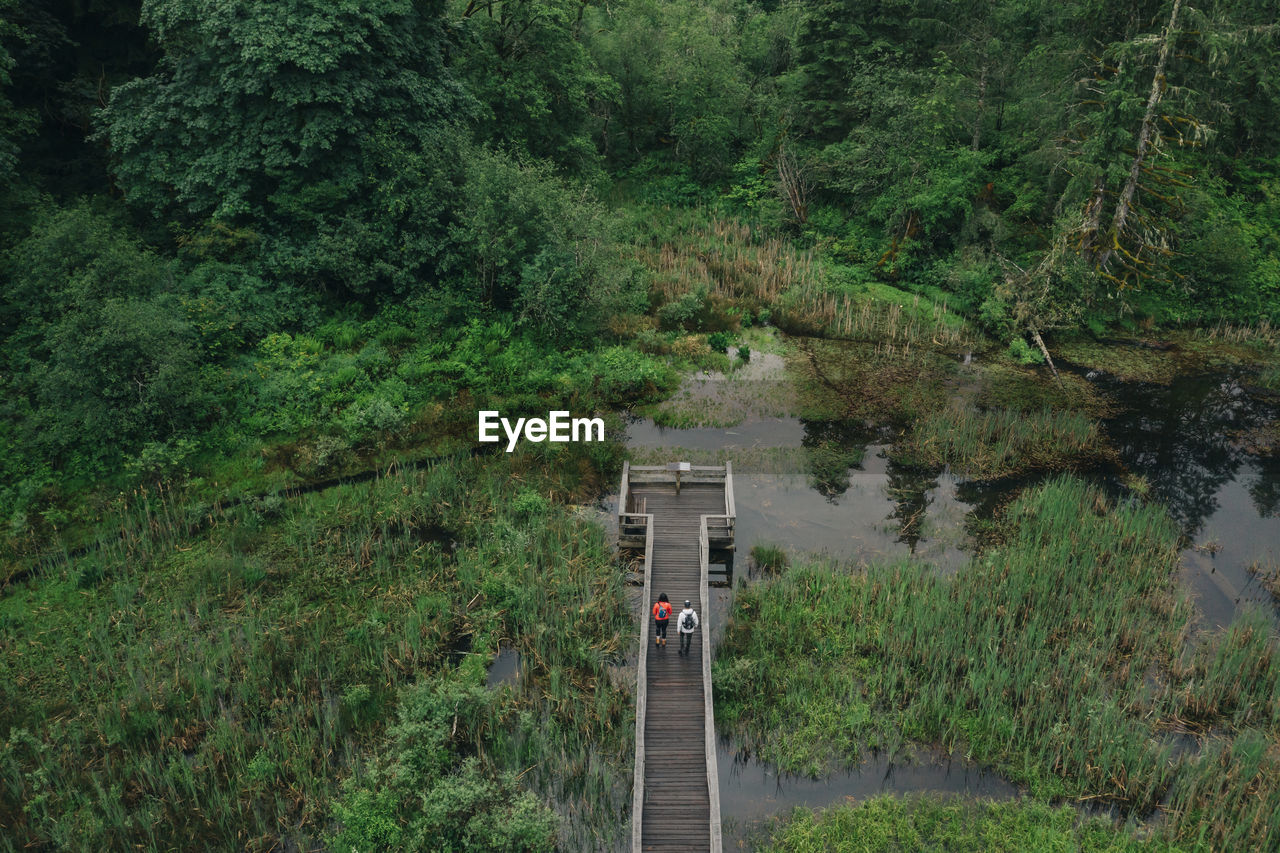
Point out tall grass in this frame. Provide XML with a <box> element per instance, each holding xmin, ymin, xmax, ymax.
<box><xmin>714</xmin><ymin>477</ymin><xmax>1280</xmax><ymax>850</ymax></box>
<box><xmin>777</xmin><ymin>286</ymin><xmax>970</xmax><ymax>351</ymax></box>
<box><xmin>1190</xmin><ymin>318</ymin><xmax>1278</xmax><ymax>347</ymax></box>
<box><xmin>892</xmin><ymin>404</ymin><xmax>1109</xmax><ymax>480</ymax></box>
<box><xmin>632</xmin><ymin>210</ymin><xmax>972</xmax><ymax>350</ymax></box>
<box><xmin>761</xmin><ymin>795</ymin><xmax>1188</xmax><ymax>852</ymax></box>
<box><xmin>0</xmin><ymin>446</ymin><xmax>635</xmax><ymax>851</ymax></box>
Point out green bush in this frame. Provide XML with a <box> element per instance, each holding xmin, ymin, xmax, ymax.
<box><xmin>1007</xmin><ymin>337</ymin><xmax>1045</xmax><ymax>365</ymax></box>
<box><xmin>656</xmin><ymin>285</ymin><xmax>707</xmax><ymax>331</ymax></box>
<box><xmin>330</xmin><ymin>676</ymin><xmax>558</xmax><ymax>852</ymax></box>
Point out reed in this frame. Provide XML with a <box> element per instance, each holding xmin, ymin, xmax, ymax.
<box><xmin>760</xmin><ymin>794</ymin><xmax>1188</xmax><ymax>852</ymax></box>
<box><xmin>891</xmin><ymin>403</ymin><xmax>1108</xmax><ymax>480</ymax></box>
<box><xmin>0</xmin><ymin>445</ymin><xmax>636</xmax><ymax>850</ymax></box>
<box><xmin>636</xmin><ymin>213</ymin><xmax>820</xmax><ymax>307</ymax></box>
<box><xmin>749</xmin><ymin>544</ymin><xmax>789</xmax><ymax>574</ymax></box>
<box><xmin>632</xmin><ymin>209</ymin><xmax>974</xmax><ymax>353</ymax></box>
<box><xmin>714</xmin><ymin>477</ymin><xmax>1280</xmax><ymax>850</ymax></box>
<box><xmin>775</xmin><ymin>285</ymin><xmax>971</xmax><ymax>351</ymax></box>
<box><xmin>1190</xmin><ymin>318</ymin><xmax>1279</xmax><ymax>347</ymax></box>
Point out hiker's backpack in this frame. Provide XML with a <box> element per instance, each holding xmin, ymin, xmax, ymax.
<box><xmin>681</xmin><ymin>612</ymin><xmax>695</xmax><ymax>631</ymax></box>
<box><xmin>657</xmin><ymin>602</ymin><xmax>670</xmax><ymax>619</ymax></box>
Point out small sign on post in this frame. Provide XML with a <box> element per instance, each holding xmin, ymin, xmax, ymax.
<box><xmin>665</xmin><ymin>461</ymin><xmax>692</xmax><ymax>495</ymax></box>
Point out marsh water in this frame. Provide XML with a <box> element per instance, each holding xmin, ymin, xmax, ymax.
<box><xmin>604</xmin><ymin>355</ymin><xmax>1280</xmax><ymax>839</ymax></box>
<box><xmin>1093</xmin><ymin>369</ymin><xmax>1280</xmax><ymax>628</ymax></box>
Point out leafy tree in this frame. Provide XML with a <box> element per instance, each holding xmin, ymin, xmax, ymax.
<box><xmin>795</xmin><ymin>0</ymin><xmax>946</xmax><ymax>141</ymax></box>
<box><xmin>1</xmin><ymin>203</ymin><xmax>205</xmax><ymax>474</ymax></box>
<box><xmin>101</xmin><ymin>0</ymin><xmax>472</xmax><ymax>294</ymax></box>
<box><xmin>449</xmin><ymin>0</ymin><xmax>613</xmax><ymax>172</ymax></box>
<box><xmin>452</xmin><ymin>149</ymin><xmax>637</xmax><ymax>337</ymax></box>
<box><xmin>0</xmin><ymin>0</ymin><xmax>32</xmax><ymax>191</ymax></box>
<box><xmin>590</xmin><ymin>0</ymin><xmax>752</xmax><ymax>176</ymax></box>
<box><xmin>2</xmin><ymin>0</ymin><xmax>153</xmax><ymax>201</ymax></box>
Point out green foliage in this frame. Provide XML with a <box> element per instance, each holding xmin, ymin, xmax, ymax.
<box><xmin>1</xmin><ymin>449</ymin><xmax>634</xmax><ymax>849</ymax></box>
<box><xmin>0</xmin><ymin>203</ymin><xmax>207</xmax><ymax>481</ymax></box>
<box><xmin>716</xmin><ymin>477</ymin><xmax>1280</xmax><ymax>850</ymax></box>
<box><xmin>331</xmin><ymin>676</ymin><xmax>558</xmax><ymax>852</ymax></box>
<box><xmin>450</xmin><ymin>0</ymin><xmax>613</xmax><ymax>172</ymax></box>
<box><xmin>762</xmin><ymin>795</ymin><xmax>1186</xmax><ymax>852</ymax></box>
<box><xmin>589</xmin><ymin>0</ymin><xmax>755</xmax><ymax>177</ymax></box>
<box><xmin>454</xmin><ymin>150</ymin><xmax>636</xmax><ymax>337</ymax></box>
<box><xmin>656</xmin><ymin>285</ymin><xmax>708</xmax><ymax>331</ymax></box>
<box><xmin>1007</xmin><ymin>337</ymin><xmax>1044</xmax><ymax>365</ymax></box>
<box><xmin>570</xmin><ymin>345</ymin><xmax>676</xmax><ymax>404</ymax></box>
<box><xmin>511</xmin><ymin>489</ymin><xmax>549</xmax><ymax>520</ymax></box>
<box><xmin>102</xmin><ymin>0</ymin><xmax>470</xmax><ymax>295</ymax></box>
<box><xmin>0</xmin><ymin>0</ymin><xmax>34</xmax><ymax>191</ymax></box>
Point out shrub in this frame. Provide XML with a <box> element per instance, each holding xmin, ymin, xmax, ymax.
<box><xmin>1008</xmin><ymin>336</ymin><xmax>1045</xmax><ymax>365</ymax></box>
<box><xmin>656</xmin><ymin>285</ymin><xmax>708</xmax><ymax>331</ymax></box>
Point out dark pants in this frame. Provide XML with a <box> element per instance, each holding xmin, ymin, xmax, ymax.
<box><xmin>679</xmin><ymin>631</ymin><xmax>692</xmax><ymax>654</ymax></box>
<box><xmin>654</xmin><ymin>619</ymin><xmax>668</xmax><ymax>640</ymax></box>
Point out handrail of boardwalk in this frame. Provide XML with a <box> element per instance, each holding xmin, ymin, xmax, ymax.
<box><xmin>723</xmin><ymin>461</ymin><xmax>735</xmax><ymax>530</ymax></box>
<box><xmin>619</xmin><ymin>461</ymin><xmax>631</xmax><ymax>520</ymax></box>
<box><xmin>699</xmin><ymin>515</ymin><xmax>723</xmax><ymax>853</ymax></box>
<box><xmin>630</xmin><ymin>509</ymin><xmax>654</xmax><ymax>853</ymax></box>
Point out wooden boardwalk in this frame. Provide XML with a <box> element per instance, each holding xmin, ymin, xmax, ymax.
<box><xmin>620</xmin><ymin>463</ymin><xmax>734</xmax><ymax>853</ymax></box>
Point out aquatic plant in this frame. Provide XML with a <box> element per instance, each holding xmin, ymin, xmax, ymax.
<box><xmin>715</xmin><ymin>477</ymin><xmax>1280</xmax><ymax>851</ymax></box>
<box><xmin>749</xmin><ymin>544</ymin><xmax>789</xmax><ymax>574</ymax></box>
<box><xmin>0</xmin><ymin>446</ymin><xmax>635</xmax><ymax>850</ymax></box>
<box><xmin>891</xmin><ymin>404</ymin><xmax>1108</xmax><ymax>480</ymax></box>
<box><xmin>760</xmin><ymin>795</ymin><xmax>1188</xmax><ymax>852</ymax></box>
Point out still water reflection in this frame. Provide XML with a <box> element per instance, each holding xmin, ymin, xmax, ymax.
<box><xmin>616</xmin><ymin>367</ymin><xmax>1280</xmax><ymax>834</ymax></box>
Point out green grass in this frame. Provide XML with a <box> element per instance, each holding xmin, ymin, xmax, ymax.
<box><xmin>0</xmin><ymin>445</ymin><xmax>635</xmax><ymax>851</ymax></box>
<box><xmin>714</xmin><ymin>477</ymin><xmax>1280</xmax><ymax>851</ymax></box>
<box><xmin>749</xmin><ymin>543</ymin><xmax>790</xmax><ymax>574</ymax></box>
<box><xmin>891</xmin><ymin>404</ymin><xmax>1110</xmax><ymax>480</ymax></box>
<box><xmin>760</xmin><ymin>795</ymin><xmax>1187</xmax><ymax>852</ymax></box>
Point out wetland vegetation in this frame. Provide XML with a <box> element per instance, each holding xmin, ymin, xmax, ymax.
<box><xmin>3</xmin><ymin>0</ymin><xmax>1280</xmax><ymax>850</ymax></box>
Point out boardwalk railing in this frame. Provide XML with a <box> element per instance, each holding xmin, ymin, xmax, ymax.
<box><xmin>619</xmin><ymin>462</ymin><xmax>735</xmax><ymax>549</ymax></box>
<box><xmin>629</xmin><ymin>504</ymin><xmax>655</xmax><ymax>853</ymax></box>
<box><xmin>698</xmin><ymin>514</ymin><xmax>722</xmax><ymax>852</ymax></box>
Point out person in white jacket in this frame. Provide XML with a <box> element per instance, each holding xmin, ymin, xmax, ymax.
<box><xmin>677</xmin><ymin>600</ymin><xmax>699</xmax><ymax>656</ymax></box>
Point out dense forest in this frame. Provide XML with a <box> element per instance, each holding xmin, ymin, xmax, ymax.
<box><xmin>2</xmin><ymin>0</ymin><xmax>1278</xmax><ymax>513</ymax></box>
<box><xmin>2</xmin><ymin>1</ymin><xmax>1279</xmax><ymax>850</ymax></box>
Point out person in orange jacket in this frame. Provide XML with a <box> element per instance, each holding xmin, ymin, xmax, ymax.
<box><xmin>652</xmin><ymin>592</ymin><xmax>672</xmax><ymax>646</ymax></box>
